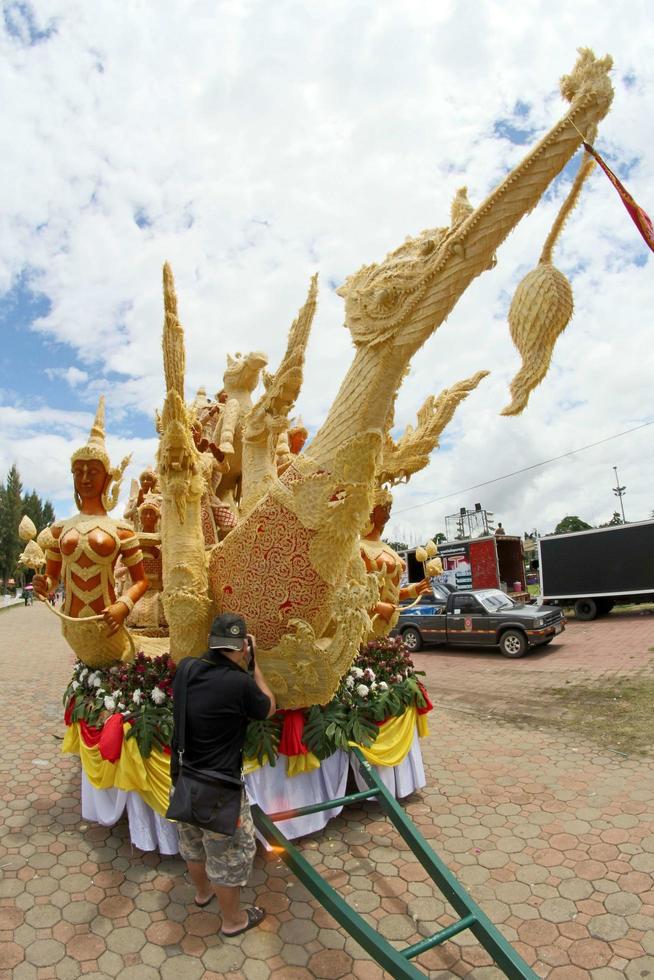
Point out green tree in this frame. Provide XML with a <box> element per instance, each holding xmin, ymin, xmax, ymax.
<box><xmin>42</xmin><ymin>500</ymin><xmax>55</xmax><ymax>526</ymax></box>
<box><xmin>0</xmin><ymin>465</ymin><xmax>24</xmax><ymax>586</ymax></box>
<box><xmin>0</xmin><ymin>467</ymin><xmax>56</xmax><ymax>588</ymax></box>
<box><xmin>432</xmin><ymin>532</ymin><xmax>446</xmax><ymax>544</ymax></box>
<box><xmin>554</xmin><ymin>515</ymin><xmax>592</xmax><ymax>535</ymax></box>
<box><xmin>599</xmin><ymin>512</ymin><xmax>624</xmax><ymax>527</ymax></box>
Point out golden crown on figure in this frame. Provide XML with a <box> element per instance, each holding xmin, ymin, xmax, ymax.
<box><xmin>70</xmin><ymin>397</ymin><xmax>131</xmax><ymax>512</ymax></box>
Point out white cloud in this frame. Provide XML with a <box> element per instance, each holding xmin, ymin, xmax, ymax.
<box><xmin>0</xmin><ymin>1</ymin><xmax>652</xmax><ymax>539</ymax></box>
<box><xmin>44</xmin><ymin>366</ymin><xmax>89</xmax><ymax>387</ymax></box>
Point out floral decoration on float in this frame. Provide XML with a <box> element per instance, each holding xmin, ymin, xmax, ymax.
<box><xmin>62</xmin><ymin>653</ymin><xmax>176</xmax><ymax>815</ymax></box>
<box><xmin>243</xmin><ymin>635</ymin><xmax>433</xmax><ymax>776</ymax></box>
<box><xmin>61</xmin><ymin>636</ymin><xmax>432</xmax><ymax>811</ymax></box>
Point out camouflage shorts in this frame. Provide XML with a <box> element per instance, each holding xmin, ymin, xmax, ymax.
<box><xmin>175</xmin><ymin>792</ymin><xmax>256</xmax><ymax>887</ymax></box>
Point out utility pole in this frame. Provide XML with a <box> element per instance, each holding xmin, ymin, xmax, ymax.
<box><xmin>612</xmin><ymin>466</ymin><xmax>627</xmax><ymax>523</ymax></box>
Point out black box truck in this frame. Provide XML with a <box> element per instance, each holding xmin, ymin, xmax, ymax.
<box><xmin>538</xmin><ymin>519</ymin><xmax>654</xmax><ymax>620</ymax></box>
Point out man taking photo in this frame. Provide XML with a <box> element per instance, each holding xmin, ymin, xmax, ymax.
<box><xmin>171</xmin><ymin>612</ymin><xmax>276</xmax><ymax>936</ymax></box>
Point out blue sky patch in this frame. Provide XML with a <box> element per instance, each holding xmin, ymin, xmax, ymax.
<box><xmin>3</xmin><ymin>1</ymin><xmax>56</xmax><ymax>46</ymax></box>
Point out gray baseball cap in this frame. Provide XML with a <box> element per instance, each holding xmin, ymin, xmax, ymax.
<box><xmin>208</xmin><ymin>613</ymin><xmax>247</xmax><ymax>651</ymax></box>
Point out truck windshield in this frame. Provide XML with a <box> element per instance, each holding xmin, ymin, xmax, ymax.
<box><xmin>478</xmin><ymin>591</ymin><xmax>514</xmax><ymax>611</ymax></box>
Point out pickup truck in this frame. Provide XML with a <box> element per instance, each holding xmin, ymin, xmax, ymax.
<box><xmin>396</xmin><ymin>585</ymin><xmax>565</xmax><ymax>657</ymax></box>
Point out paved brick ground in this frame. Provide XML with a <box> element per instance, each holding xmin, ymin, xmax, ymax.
<box><xmin>1</xmin><ymin>603</ymin><xmax>653</xmax><ymax>979</ymax></box>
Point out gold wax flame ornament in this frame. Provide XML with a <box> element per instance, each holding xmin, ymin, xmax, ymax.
<box><xmin>18</xmin><ymin>515</ymin><xmax>37</xmax><ymax>542</ymax></box>
<box><xmin>425</xmin><ymin>557</ymin><xmax>443</xmax><ymax>577</ymax></box>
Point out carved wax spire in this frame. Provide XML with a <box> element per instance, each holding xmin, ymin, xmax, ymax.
<box><xmin>71</xmin><ymin>395</ymin><xmax>111</xmax><ymax>472</ymax></box>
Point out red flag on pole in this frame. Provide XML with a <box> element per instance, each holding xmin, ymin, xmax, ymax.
<box><xmin>582</xmin><ymin>141</ymin><xmax>654</xmax><ymax>253</ymax></box>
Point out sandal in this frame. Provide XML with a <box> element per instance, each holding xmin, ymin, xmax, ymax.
<box><xmin>194</xmin><ymin>894</ymin><xmax>214</xmax><ymax>908</ymax></box>
<box><xmin>221</xmin><ymin>906</ymin><xmax>266</xmax><ymax>937</ymax></box>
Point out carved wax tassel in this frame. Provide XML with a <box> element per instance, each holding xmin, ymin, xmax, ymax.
<box><xmin>501</xmin><ymin>139</ymin><xmax>597</xmax><ymax>416</ymax></box>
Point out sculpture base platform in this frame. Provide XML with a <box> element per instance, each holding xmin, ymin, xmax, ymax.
<box><xmin>79</xmin><ymin>728</ymin><xmax>426</xmax><ymax>852</ymax></box>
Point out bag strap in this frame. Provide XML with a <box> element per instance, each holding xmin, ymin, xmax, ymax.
<box><xmin>174</xmin><ymin>656</ymin><xmax>200</xmax><ymax>765</ymax></box>
<box><xmin>185</xmin><ymin>766</ymin><xmax>244</xmax><ymax>788</ymax></box>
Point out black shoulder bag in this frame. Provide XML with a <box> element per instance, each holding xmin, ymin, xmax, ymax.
<box><xmin>165</xmin><ymin>656</ymin><xmax>244</xmax><ymax>836</ymax></box>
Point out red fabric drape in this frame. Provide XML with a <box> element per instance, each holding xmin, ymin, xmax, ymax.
<box><xmin>64</xmin><ymin>697</ymin><xmax>75</xmax><ymax>727</ymax></box>
<box><xmin>97</xmin><ymin>714</ymin><xmax>125</xmax><ymax>763</ymax></box>
<box><xmin>278</xmin><ymin>709</ymin><xmax>308</xmax><ymax>756</ymax></box>
<box><xmin>77</xmin><ymin>714</ymin><xmax>124</xmax><ymax>763</ymax></box>
<box><xmin>584</xmin><ymin>142</ymin><xmax>654</xmax><ymax>253</ymax></box>
<box><xmin>416</xmin><ymin>682</ymin><xmax>434</xmax><ymax>715</ymax></box>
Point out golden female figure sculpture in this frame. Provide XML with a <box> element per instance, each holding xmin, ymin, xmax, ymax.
<box><xmin>33</xmin><ymin>398</ymin><xmax>149</xmax><ymax>667</ymax></box>
<box><xmin>361</xmin><ymin>489</ymin><xmax>430</xmax><ymax>638</ymax></box>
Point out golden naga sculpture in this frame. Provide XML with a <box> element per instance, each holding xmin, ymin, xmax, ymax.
<box><xmin>157</xmin><ymin>265</ymin><xmax>213</xmax><ymax>661</ymax></box>
<box><xmin>174</xmin><ymin>50</ymin><xmax>615</xmax><ymax>707</ymax></box>
<box><xmin>32</xmin><ymin>398</ymin><xmax>149</xmax><ymax>667</ymax></box>
<box><xmin>36</xmin><ymin>51</ymin><xmax>614</xmax><ymax>708</ymax></box>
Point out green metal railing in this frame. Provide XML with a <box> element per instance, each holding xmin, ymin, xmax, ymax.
<box><xmin>251</xmin><ymin>747</ymin><xmax>538</xmax><ymax>979</ymax></box>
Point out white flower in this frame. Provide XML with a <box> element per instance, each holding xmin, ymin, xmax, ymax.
<box><xmin>132</xmin><ymin>689</ymin><xmax>142</xmax><ymax>704</ymax></box>
<box><xmin>370</xmin><ymin>682</ymin><xmax>378</xmax><ymax>691</ymax></box>
<box><xmin>118</xmin><ymin>702</ymin><xmax>126</xmax><ymax>712</ymax></box>
<box><xmin>356</xmin><ymin>684</ymin><xmax>369</xmax><ymax>698</ymax></box>
<box><xmin>71</xmin><ymin>681</ymin><xmax>80</xmax><ymax>691</ymax></box>
<box><xmin>345</xmin><ymin>676</ymin><xmax>354</xmax><ymax>689</ymax></box>
<box><xmin>79</xmin><ymin>668</ymin><xmax>88</xmax><ymax>680</ymax></box>
<box><xmin>103</xmin><ymin>695</ymin><xmax>116</xmax><ymax>711</ymax></box>
<box><xmin>113</xmin><ymin>690</ymin><xmax>122</xmax><ymax>701</ymax></box>
<box><xmin>151</xmin><ymin>687</ymin><xmax>166</xmax><ymax>705</ymax></box>
<box><xmin>91</xmin><ymin>676</ymin><xmax>102</xmax><ymax>688</ymax></box>
<box><xmin>378</xmin><ymin>681</ymin><xmax>389</xmax><ymax>691</ymax></box>
<box><xmin>350</xmin><ymin>667</ymin><xmax>364</xmax><ymax>679</ymax></box>
<box><xmin>363</xmin><ymin>668</ymin><xmax>376</xmax><ymax>682</ymax></box>
<box><xmin>97</xmin><ymin>688</ymin><xmax>105</xmax><ymax>696</ymax></box>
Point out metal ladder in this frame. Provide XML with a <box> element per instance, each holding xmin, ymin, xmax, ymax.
<box><xmin>251</xmin><ymin>746</ymin><xmax>538</xmax><ymax>980</ymax></box>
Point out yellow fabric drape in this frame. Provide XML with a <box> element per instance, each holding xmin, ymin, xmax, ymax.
<box><xmin>62</xmin><ymin>722</ymin><xmax>171</xmax><ymax>816</ymax></box>
<box><xmin>63</xmin><ymin>705</ymin><xmax>429</xmax><ymax>804</ymax></box>
<box><xmin>286</xmin><ymin>751</ymin><xmax>322</xmax><ymax>777</ymax></box>
<box><xmin>349</xmin><ymin>705</ymin><xmax>427</xmax><ymax>767</ymax></box>
<box><xmin>242</xmin><ymin>753</ymin><xmax>272</xmax><ymax>775</ymax></box>
<box><xmin>417</xmin><ymin>712</ymin><xmax>430</xmax><ymax>739</ymax></box>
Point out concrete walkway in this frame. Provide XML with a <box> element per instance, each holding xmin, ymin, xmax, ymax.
<box><xmin>0</xmin><ymin>603</ymin><xmax>653</xmax><ymax>978</ymax></box>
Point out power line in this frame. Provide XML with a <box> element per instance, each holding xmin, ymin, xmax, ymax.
<box><xmin>393</xmin><ymin>419</ymin><xmax>654</xmax><ymax>515</ymax></box>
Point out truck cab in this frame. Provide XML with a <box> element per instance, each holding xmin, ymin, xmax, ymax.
<box><xmin>397</xmin><ymin>588</ymin><xmax>564</xmax><ymax>657</ymax></box>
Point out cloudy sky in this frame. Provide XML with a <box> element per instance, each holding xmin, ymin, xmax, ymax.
<box><xmin>1</xmin><ymin>0</ymin><xmax>652</xmax><ymax>544</ymax></box>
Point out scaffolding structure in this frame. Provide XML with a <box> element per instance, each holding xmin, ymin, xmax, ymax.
<box><xmin>445</xmin><ymin>504</ymin><xmax>495</xmax><ymax>541</ymax></box>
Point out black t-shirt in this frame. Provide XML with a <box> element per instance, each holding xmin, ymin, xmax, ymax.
<box><xmin>172</xmin><ymin>652</ymin><xmax>271</xmax><ymax>780</ymax></box>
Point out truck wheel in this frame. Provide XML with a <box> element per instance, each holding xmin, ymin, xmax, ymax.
<box><xmin>499</xmin><ymin>630</ymin><xmax>527</xmax><ymax>658</ymax></box>
<box><xmin>574</xmin><ymin>598</ymin><xmax>598</xmax><ymax>621</ymax></box>
<box><xmin>402</xmin><ymin>627</ymin><xmax>422</xmax><ymax>652</ymax></box>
